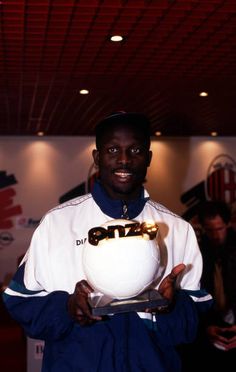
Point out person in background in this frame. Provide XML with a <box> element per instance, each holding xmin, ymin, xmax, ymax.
<box><xmin>197</xmin><ymin>200</ymin><xmax>236</xmax><ymax>370</ymax></box>
<box><xmin>2</xmin><ymin>112</ymin><xmax>211</xmax><ymax>372</ymax></box>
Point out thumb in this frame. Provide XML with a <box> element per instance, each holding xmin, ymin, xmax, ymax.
<box><xmin>168</xmin><ymin>263</ymin><xmax>186</xmax><ymax>281</ymax></box>
<box><xmin>158</xmin><ymin>263</ymin><xmax>186</xmax><ymax>299</ymax></box>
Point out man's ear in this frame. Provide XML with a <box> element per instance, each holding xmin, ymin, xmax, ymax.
<box><xmin>92</xmin><ymin>149</ymin><xmax>99</xmax><ymax>166</ymax></box>
<box><xmin>147</xmin><ymin>150</ymin><xmax>152</xmax><ymax>167</ymax></box>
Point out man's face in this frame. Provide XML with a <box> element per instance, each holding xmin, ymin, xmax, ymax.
<box><xmin>92</xmin><ymin>124</ymin><xmax>152</xmax><ymax>200</ymax></box>
<box><xmin>203</xmin><ymin>215</ymin><xmax>228</xmax><ymax>246</ymax></box>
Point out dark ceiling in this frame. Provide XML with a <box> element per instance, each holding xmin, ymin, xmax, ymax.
<box><xmin>1</xmin><ymin>0</ymin><xmax>236</xmax><ymax>137</ymax></box>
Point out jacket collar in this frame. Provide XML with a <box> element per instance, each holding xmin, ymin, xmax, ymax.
<box><xmin>91</xmin><ymin>180</ymin><xmax>149</xmax><ymax>220</ymax></box>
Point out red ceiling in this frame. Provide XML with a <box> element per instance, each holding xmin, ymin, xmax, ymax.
<box><xmin>0</xmin><ymin>0</ymin><xmax>236</xmax><ymax>136</ymax></box>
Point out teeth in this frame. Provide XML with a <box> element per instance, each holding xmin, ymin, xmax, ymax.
<box><xmin>115</xmin><ymin>171</ymin><xmax>132</xmax><ymax>177</ymax></box>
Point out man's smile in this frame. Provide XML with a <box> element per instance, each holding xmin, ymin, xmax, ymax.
<box><xmin>114</xmin><ymin>169</ymin><xmax>133</xmax><ymax>179</ymax></box>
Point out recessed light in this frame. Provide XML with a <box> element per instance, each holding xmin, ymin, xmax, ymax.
<box><xmin>199</xmin><ymin>91</ymin><xmax>208</xmax><ymax>97</ymax></box>
<box><xmin>210</xmin><ymin>131</ymin><xmax>218</xmax><ymax>137</ymax></box>
<box><xmin>37</xmin><ymin>131</ymin><xmax>44</xmax><ymax>137</ymax></box>
<box><xmin>110</xmin><ymin>35</ymin><xmax>123</xmax><ymax>42</ymax></box>
<box><xmin>155</xmin><ymin>131</ymin><xmax>162</xmax><ymax>137</ymax></box>
<box><xmin>79</xmin><ymin>89</ymin><xmax>89</xmax><ymax>95</ymax></box>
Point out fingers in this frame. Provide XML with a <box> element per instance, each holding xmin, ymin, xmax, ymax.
<box><xmin>158</xmin><ymin>263</ymin><xmax>186</xmax><ymax>301</ymax></box>
<box><xmin>69</xmin><ymin>280</ymin><xmax>102</xmax><ymax>325</ymax></box>
<box><xmin>75</xmin><ymin>280</ymin><xmax>94</xmax><ymax>295</ymax></box>
<box><xmin>169</xmin><ymin>263</ymin><xmax>186</xmax><ymax>280</ymax></box>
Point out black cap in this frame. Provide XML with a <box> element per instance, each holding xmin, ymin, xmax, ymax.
<box><xmin>95</xmin><ymin>111</ymin><xmax>151</xmax><ymax>149</ymax></box>
<box><xmin>96</xmin><ymin>111</ymin><xmax>150</xmax><ymax>128</ymax></box>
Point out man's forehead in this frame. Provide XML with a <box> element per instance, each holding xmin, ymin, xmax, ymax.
<box><xmin>100</xmin><ymin>130</ymin><xmax>149</xmax><ymax>150</ymax></box>
<box><xmin>203</xmin><ymin>216</ymin><xmax>227</xmax><ymax>227</ymax></box>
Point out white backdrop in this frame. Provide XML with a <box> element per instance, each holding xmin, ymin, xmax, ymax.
<box><xmin>0</xmin><ymin>136</ymin><xmax>235</xmax><ymax>283</ymax></box>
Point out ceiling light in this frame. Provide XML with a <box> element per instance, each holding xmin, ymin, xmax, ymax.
<box><xmin>37</xmin><ymin>131</ymin><xmax>44</xmax><ymax>137</ymax></box>
<box><xmin>210</xmin><ymin>131</ymin><xmax>218</xmax><ymax>137</ymax></box>
<box><xmin>110</xmin><ymin>35</ymin><xmax>123</xmax><ymax>42</ymax></box>
<box><xmin>155</xmin><ymin>131</ymin><xmax>162</xmax><ymax>137</ymax></box>
<box><xmin>199</xmin><ymin>91</ymin><xmax>208</xmax><ymax>97</ymax></box>
<box><xmin>79</xmin><ymin>89</ymin><xmax>89</xmax><ymax>95</ymax></box>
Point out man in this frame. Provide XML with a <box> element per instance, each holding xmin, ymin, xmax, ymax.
<box><xmin>3</xmin><ymin>112</ymin><xmax>211</xmax><ymax>371</ymax></box>
<box><xmin>197</xmin><ymin>201</ymin><xmax>236</xmax><ymax>370</ymax></box>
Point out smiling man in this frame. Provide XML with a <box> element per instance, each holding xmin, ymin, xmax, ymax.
<box><xmin>3</xmin><ymin>111</ymin><xmax>212</xmax><ymax>372</ymax></box>
<box><xmin>93</xmin><ymin>112</ymin><xmax>152</xmax><ymax>201</ymax></box>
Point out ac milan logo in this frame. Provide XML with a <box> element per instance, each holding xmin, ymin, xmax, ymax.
<box><xmin>181</xmin><ymin>153</ymin><xmax>236</xmax><ymax>222</ymax></box>
<box><xmin>205</xmin><ymin>154</ymin><xmax>236</xmax><ymax>204</ymax></box>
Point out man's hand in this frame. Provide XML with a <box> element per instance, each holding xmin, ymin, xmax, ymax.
<box><xmin>68</xmin><ymin>280</ymin><xmax>102</xmax><ymax>326</ymax></box>
<box><xmin>158</xmin><ymin>263</ymin><xmax>186</xmax><ymax>301</ymax></box>
<box><xmin>207</xmin><ymin>325</ymin><xmax>236</xmax><ymax>351</ymax></box>
<box><xmin>145</xmin><ymin>263</ymin><xmax>186</xmax><ymax>313</ymax></box>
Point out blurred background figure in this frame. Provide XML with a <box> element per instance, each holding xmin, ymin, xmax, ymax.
<box><xmin>197</xmin><ymin>200</ymin><xmax>236</xmax><ymax>370</ymax></box>
<box><xmin>180</xmin><ymin>200</ymin><xmax>236</xmax><ymax>372</ymax></box>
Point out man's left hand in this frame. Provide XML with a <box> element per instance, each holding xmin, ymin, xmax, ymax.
<box><xmin>145</xmin><ymin>263</ymin><xmax>186</xmax><ymax>313</ymax></box>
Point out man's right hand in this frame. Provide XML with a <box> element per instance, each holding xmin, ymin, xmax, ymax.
<box><xmin>207</xmin><ymin>325</ymin><xmax>236</xmax><ymax>351</ymax></box>
<box><xmin>68</xmin><ymin>280</ymin><xmax>102</xmax><ymax>326</ymax></box>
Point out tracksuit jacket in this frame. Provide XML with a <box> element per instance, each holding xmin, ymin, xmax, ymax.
<box><xmin>3</xmin><ymin>180</ymin><xmax>212</xmax><ymax>371</ymax></box>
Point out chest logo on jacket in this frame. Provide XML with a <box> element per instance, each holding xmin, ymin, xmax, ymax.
<box><xmin>76</xmin><ymin>237</ymin><xmax>87</xmax><ymax>246</ymax></box>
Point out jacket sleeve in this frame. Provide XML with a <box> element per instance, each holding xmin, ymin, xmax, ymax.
<box><xmin>2</xmin><ymin>214</ymin><xmax>76</xmax><ymax>341</ymax></box>
<box><xmin>154</xmin><ymin>289</ymin><xmax>212</xmax><ymax>346</ymax></box>
<box><xmin>154</xmin><ymin>219</ymin><xmax>213</xmax><ymax>346</ymax></box>
<box><xmin>2</xmin><ymin>262</ymin><xmax>74</xmax><ymax>340</ymax></box>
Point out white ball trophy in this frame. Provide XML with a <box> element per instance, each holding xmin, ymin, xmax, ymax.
<box><xmin>83</xmin><ymin>219</ymin><xmax>169</xmax><ymax>315</ymax></box>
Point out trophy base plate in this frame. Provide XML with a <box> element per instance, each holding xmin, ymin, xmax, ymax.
<box><xmin>88</xmin><ymin>289</ymin><xmax>169</xmax><ymax>316</ymax></box>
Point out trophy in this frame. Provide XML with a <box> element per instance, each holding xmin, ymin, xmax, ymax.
<box><xmin>83</xmin><ymin>219</ymin><xmax>169</xmax><ymax>315</ymax></box>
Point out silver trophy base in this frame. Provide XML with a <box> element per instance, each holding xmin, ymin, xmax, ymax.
<box><xmin>88</xmin><ymin>289</ymin><xmax>169</xmax><ymax>316</ymax></box>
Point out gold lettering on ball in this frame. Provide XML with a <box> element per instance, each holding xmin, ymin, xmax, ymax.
<box><xmin>88</xmin><ymin>222</ymin><xmax>158</xmax><ymax>246</ymax></box>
